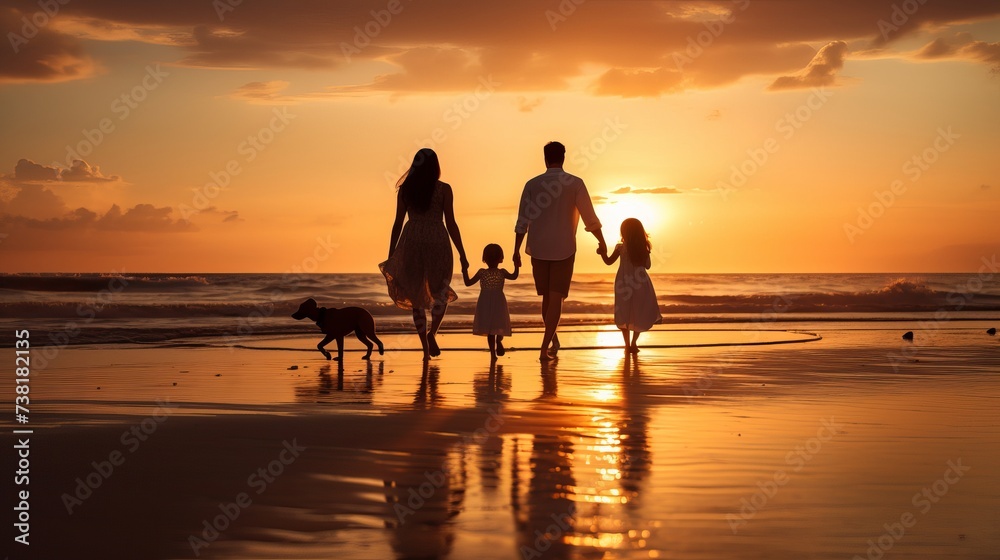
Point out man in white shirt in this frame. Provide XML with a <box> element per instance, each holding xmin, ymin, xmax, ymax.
<box><xmin>514</xmin><ymin>141</ymin><xmax>606</xmax><ymax>361</ymax></box>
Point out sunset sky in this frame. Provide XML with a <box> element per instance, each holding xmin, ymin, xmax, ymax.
<box><xmin>1</xmin><ymin>0</ymin><xmax>998</xmax><ymax>273</ymax></box>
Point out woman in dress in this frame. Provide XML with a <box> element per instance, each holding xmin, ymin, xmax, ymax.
<box><xmin>380</xmin><ymin>148</ymin><xmax>469</xmax><ymax>360</ymax></box>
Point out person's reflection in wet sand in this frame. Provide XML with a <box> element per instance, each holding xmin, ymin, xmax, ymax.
<box><xmin>382</xmin><ymin>442</ymin><xmax>468</xmax><ymax>558</ymax></box>
<box><xmin>620</xmin><ymin>353</ymin><xmax>652</xmax><ymax>507</ymax></box>
<box><xmin>616</xmin><ymin>353</ymin><xmax>655</xmax><ymax>553</ymax></box>
<box><xmin>474</xmin><ymin>361</ymin><xmax>509</xmax><ymax>493</ymax></box>
<box><xmin>513</xmin><ymin>433</ymin><xmax>576</xmax><ymax>559</ymax></box>
<box><xmin>474</xmin><ymin>360</ymin><xmax>511</xmax><ymax>404</ymax></box>
<box><xmin>413</xmin><ymin>361</ymin><xmax>443</xmax><ymax>407</ymax></box>
<box><xmin>539</xmin><ymin>358</ymin><xmax>558</xmax><ymax>399</ymax></box>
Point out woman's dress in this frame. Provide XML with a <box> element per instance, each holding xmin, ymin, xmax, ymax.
<box><xmin>614</xmin><ymin>244</ymin><xmax>662</xmax><ymax>332</ymax></box>
<box><xmin>379</xmin><ymin>182</ymin><xmax>457</xmax><ymax>309</ymax></box>
<box><xmin>472</xmin><ymin>268</ymin><xmax>512</xmax><ymax>336</ymax></box>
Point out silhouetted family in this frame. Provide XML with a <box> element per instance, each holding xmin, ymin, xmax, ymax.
<box><xmin>379</xmin><ymin>141</ymin><xmax>663</xmax><ymax>361</ymax></box>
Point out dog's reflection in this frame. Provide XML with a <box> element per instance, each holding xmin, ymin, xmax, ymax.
<box><xmin>294</xmin><ymin>360</ymin><xmax>383</xmax><ymax>405</ymax></box>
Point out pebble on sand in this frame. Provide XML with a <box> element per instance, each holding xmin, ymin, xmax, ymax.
<box><xmin>902</xmin><ymin>331</ymin><xmax>914</xmax><ymax>341</ymax></box>
<box><xmin>288</xmin><ymin>365</ymin><xmax>299</xmax><ymax>370</ymax></box>
<box><xmin>988</xmin><ymin>328</ymin><xmax>997</xmax><ymax>336</ymax></box>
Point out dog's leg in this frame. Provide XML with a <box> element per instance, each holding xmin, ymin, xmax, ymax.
<box><xmin>355</xmin><ymin>328</ymin><xmax>374</xmax><ymax>360</ymax></box>
<box><xmin>317</xmin><ymin>334</ymin><xmax>334</xmax><ymax>361</ymax></box>
<box><xmin>335</xmin><ymin>336</ymin><xmax>344</xmax><ymax>362</ymax></box>
<box><xmin>361</xmin><ymin>312</ymin><xmax>385</xmax><ymax>356</ymax></box>
<box><xmin>369</xmin><ymin>330</ymin><xmax>385</xmax><ymax>356</ymax></box>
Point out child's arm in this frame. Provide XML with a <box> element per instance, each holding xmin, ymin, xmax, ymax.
<box><xmin>600</xmin><ymin>244</ymin><xmax>621</xmax><ymax>265</ymax></box>
<box><xmin>462</xmin><ymin>267</ymin><xmax>481</xmax><ymax>287</ymax></box>
<box><xmin>503</xmin><ymin>262</ymin><xmax>520</xmax><ymax>280</ymax></box>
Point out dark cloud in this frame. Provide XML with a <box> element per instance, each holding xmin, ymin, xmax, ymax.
<box><xmin>918</xmin><ymin>37</ymin><xmax>958</xmax><ymax>59</ymax></box>
<box><xmin>917</xmin><ymin>34</ymin><xmax>1000</xmax><ymax>72</ymax></box>
<box><xmin>60</xmin><ymin>160</ymin><xmax>120</xmax><ymax>182</ymax></box>
<box><xmin>611</xmin><ymin>186</ymin><xmax>682</xmax><ymax>195</ymax></box>
<box><xmin>1</xmin><ymin>159</ymin><xmax>189</xmax><ymax>231</ymax></box>
<box><xmin>0</xmin><ymin>203</ymin><xmax>193</xmax><ymax>231</ymax></box>
<box><xmin>769</xmin><ymin>41</ymin><xmax>848</xmax><ymax>91</ymax></box>
<box><xmin>12</xmin><ymin>158</ymin><xmax>59</xmax><ymax>181</ymax></box>
<box><xmin>8</xmin><ymin>158</ymin><xmax>119</xmax><ymax>183</ymax></box>
<box><xmin>1</xmin><ymin>0</ymin><xmax>998</xmax><ymax>92</ymax></box>
<box><xmin>199</xmin><ymin>206</ymin><xmax>243</xmax><ymax>223</ymax></box>
<box><xmin>966</xmin><ymin>41</ymin><xmax>1000</xmax><ymax>73</ymax></box>
<box><xmin>633</xmin><ymin>186</ymin><xmax>682</xmax><ymax>195</ymax></box>
<box><xmin>0</xmin><ymin>7</ymin><xmax>97</xmax><ymax>83</ymax></box>
<box><xmin>227</xmin><ymin>80</ymin><xmax>291</xmax><ymax>104</ymax></box>
<box><xmin>96</xmin><ymin>203</ymin><xmax>192</xmax><ymax>231</ymax></box>
<box><xmin>0</xmin><ymin>183</ymin><xmax>67</xmax><ymax>219</ymax></box>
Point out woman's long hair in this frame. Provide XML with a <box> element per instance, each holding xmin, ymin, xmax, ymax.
<box><xmin>396</xmin><ymin>148</ymin><xmax>441</xmax><ymax>213</ymax></box>
<box><xmin>621</xmin><ymin>218</ymin><xmax>651</xmax><ymax>266</ymax></box>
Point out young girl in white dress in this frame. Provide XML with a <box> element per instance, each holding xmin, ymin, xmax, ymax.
<box><xmin>599</xmin><ymin>218</ymin><xmax>663</xmax><ymax>353</ymax></box>
<box><xmin>462</xmin><ymin>243</ymin><xmax>519</xmax><ymax>360</ymax></box>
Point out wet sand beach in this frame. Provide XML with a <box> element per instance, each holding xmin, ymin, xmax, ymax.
<box><xmin>4</xmin><ymin>324</ymin><xmax>999</xmax><ymax>559</ymax></box>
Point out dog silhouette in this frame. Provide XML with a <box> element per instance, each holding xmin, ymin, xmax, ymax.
<box><xmin>291</xmin><ymin>298</ymin><xmax>384</xmax><ymax>361</ymax></box>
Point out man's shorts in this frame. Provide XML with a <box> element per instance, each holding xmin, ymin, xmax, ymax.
<box><xmin>531</xmin><ymin>255</ymin><xmax>575</xmax><ymax>297</ymax></box>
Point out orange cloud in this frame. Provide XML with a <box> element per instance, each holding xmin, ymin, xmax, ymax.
<box><xmin>611</xmin><ymin>186</ymin><xmax>682</xmax><ymax>195</ymax></box>
<box><xmin>227</xmin><ymin>80</ymin><xmax>293</xmax><ymax>104</ymax></box>
<box><xmin>0</xmin><ymin>184</ymin><xmax>67</xmax><ymax>219</ymax></box>
<box><xmin>3</xmin><ymin>0</ymin><xmax>996</xmax><ymax>90</ymax></box>
<box><xmin>0</xmin><ymin>197</ymin><xmax>193</xmax><ymax>231</ymax></box>
<box><xmin>7</xmin><ymin>158</ymin><xmax>119</xmax><ymax>183</ymax></box>
<box><xmin>916</xmin><ymin>34</ymin><xmax>1000</xmax><ymax>72</ymax></box>
<box><xmin>592</xmin><ymin>67</ymin><xmax>685</xmax><ymax>98</ymax></box>
<box><xmin>0</xmin><ymin>158</ymin><xmax>211</xmax><ymax>233</ymax></box>
<box><xmin>768</xmin><ymin>41</ymin><xmax>849</xmax><ymax>91</ymax></box>
<box><xmin>515</xmin><ymin>96</ymin><xmax>543</xmax><ymax>113</ymax></box>
<box><xmin>0</xmin><ymin>7</ymin><xmax>97</xmax><ymax>83</ymax></box>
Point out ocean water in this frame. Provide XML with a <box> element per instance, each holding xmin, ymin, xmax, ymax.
<box><xmin>1</xmin><ymin>272</ymin><xmax>998</xmax><ymax>345</ymax></box>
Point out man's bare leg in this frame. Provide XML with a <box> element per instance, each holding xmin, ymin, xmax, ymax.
<box><xmin>539</xmin><ymin>291</ymin><xmax>563</xmax><ymax>361</ymax></box>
